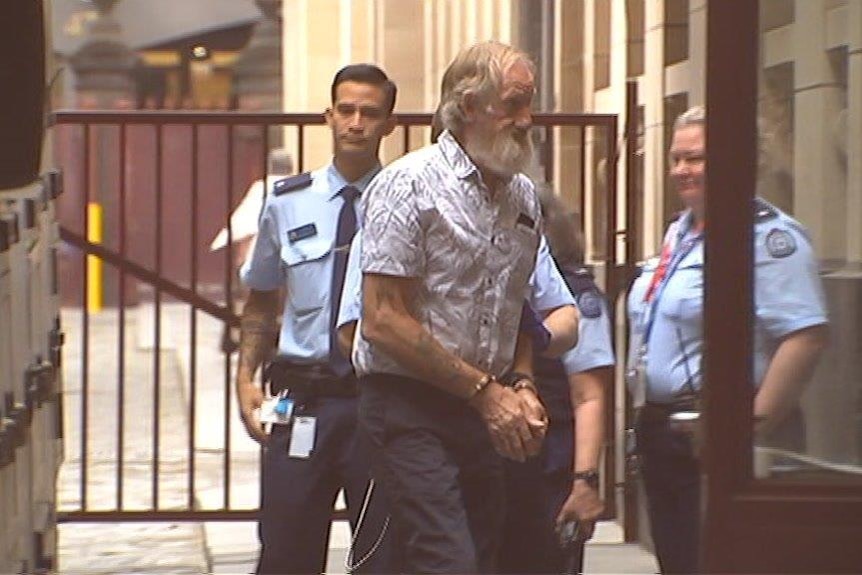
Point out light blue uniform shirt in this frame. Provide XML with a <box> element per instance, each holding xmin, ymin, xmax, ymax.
<box><xmin>336</xmin><ymin>234</ymin><xmax>575</xmax><ymax>329</ymax></box>
<box><xmin>627</xmin><ymin>199</ymin><xmax>828</xmax><ymax>404</ymax></box>
<box><xmin>559</xmin><ymin>270</ymin><xmax>615</xmax><ymax>376</ymax></box>
<box><xmin>240</xmin><ymin>162</ymin><xmax>379</xmax><ymax>362</ymax></box>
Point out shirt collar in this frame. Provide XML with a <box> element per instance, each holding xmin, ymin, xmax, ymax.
<box><xmin>326</xmin><ymin>162</ymin><xmax>382</xmax><ymax>201</ymax></box>
<box><xmin>438</xmin><ymin>130</ymin><xmax>479</xmax><ymax>180</ymax></box>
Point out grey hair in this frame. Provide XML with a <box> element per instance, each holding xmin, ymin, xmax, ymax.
<box><xmin>438</xmin><ymin>41</ymin><xmax>535</xmax><ymax>134</ymax></box>
<box><xmin>673</xmin><ymin>105</ymin><xmax>705</xmax><ymax>133</ymax></box>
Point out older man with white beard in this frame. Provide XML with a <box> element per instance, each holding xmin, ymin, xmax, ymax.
<box><xmin>353</xmin><ymin>41</ymin><xmax>549</xmax><ymax>574</ymax></box>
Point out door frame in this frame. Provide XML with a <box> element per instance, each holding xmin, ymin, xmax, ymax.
<box><xmin>702</xmin><ymin>2</ymin><xmax>862</xmax><ymax>572</ymax></box>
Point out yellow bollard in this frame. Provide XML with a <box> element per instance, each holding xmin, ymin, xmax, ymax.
<box><xmin>87</xmin><ymin>202</ymin><xmax>103</xmax><ymax>312</ymax></box>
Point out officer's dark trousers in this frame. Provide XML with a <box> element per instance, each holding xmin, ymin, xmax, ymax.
<box><xmin>358</xmin><ymin>373</ymin><xmax>506</xmax><ymax>574</ymax></box>
<box><xmin>636</xmin><ymin>418</ymin><xmax>700</xmax><ymax>575</ymax></box>
<box><xmin>499</xmin><ymin>458</ymin><xmax>583</xmax><ymax>574</ymax></box>
<box><xmin>257</xmin><ymin>395</ymin><xmax>391</xmax><ymax>574</ymax></box>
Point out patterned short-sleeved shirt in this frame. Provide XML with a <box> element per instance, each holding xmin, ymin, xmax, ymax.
<box><xmin>354</xmin><ymin>130</ymin><xmax>543</xmax><ymax>378</ymax></box>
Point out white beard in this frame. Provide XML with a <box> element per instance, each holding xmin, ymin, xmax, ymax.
<box><xmin>466</xmin><ymin>129</ymin><xmax>534</xmax><ymax>179</ymax></box>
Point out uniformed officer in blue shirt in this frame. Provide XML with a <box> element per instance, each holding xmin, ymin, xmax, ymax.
<box><xmin>626</xmin><ymin>106</ymin><xmax>829</xmax><ymax>574</ymax></box>
<box><xmin>499</xmin><ymin>189</ymin><xmax>614</xmax><ymax>575</ymax></box>
<box><xmin>235</xmin><ymin>64</ymin><xmax>397</xmax><ymax>575</ymax></box>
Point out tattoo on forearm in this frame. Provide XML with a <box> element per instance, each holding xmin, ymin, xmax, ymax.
<box><xmin>239</xmin><ymin>314</ymin><xmax>276</xmax><ymax>378</ymax></box>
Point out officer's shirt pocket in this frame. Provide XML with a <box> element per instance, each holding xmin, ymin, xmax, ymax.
<box><xmin>280</xmin><ymin>237</ymin><xmax>333</xmax><ymax>313</ymax></box>
<box><xmin>664</xmin><ymin>263</ymin><xmax>703</xmax><ymax>327</ymax></box>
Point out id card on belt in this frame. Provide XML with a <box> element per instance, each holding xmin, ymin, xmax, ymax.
<box><xmin>260</xmin><ymin>390</ymin><xmax>294</xmax><ymax>425</ymax></box>
<box><xmin>288</xmin><ymin>416</ymin><xmax>317</xmax><ymax>459</ymax></box>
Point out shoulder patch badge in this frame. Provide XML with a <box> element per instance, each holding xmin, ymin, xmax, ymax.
<box><xmin>577</xmin><ymin>291</ymin><xmax>603</xmax><ymax>319</ymax></box>
<box><xmin>766</xmin><ymin>228</ymin><xmax>797</xmax><ymax>258</ymax></box>
<box><xmin>273</xmin><ymin>172</ymin><xmax>312</xmax><ymax>196</ymax></box>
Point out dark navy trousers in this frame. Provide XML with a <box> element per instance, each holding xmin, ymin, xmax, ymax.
<box><xmin>256</xmin><ymin>395</ymin><xmax>390</xmax><ymax>574</ymax></box>
<box><xmin>358</xmin><ymin>373</ymin><xmax>506</xmax><ymax>574</ymax></box>
<box><xmin>636</xmin><ymin>418</ymin><xmax>701</xmax><ymax>575</ymax></box>
<box><xmin>499</xmin><ymin>457</ymin><xmax>584</xmax><ymax>574</ymax></box>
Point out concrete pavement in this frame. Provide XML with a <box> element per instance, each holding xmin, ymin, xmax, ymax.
<box><xmin>56</xmin><ymin>303</ymin><xmax>657</xmax><ymax>574</ymax></box>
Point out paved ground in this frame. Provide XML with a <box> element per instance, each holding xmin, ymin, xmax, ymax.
<box><xmin>56</xmin><ymin>304</ymin><xmax>657</xmax><ymax>574</ymax></box>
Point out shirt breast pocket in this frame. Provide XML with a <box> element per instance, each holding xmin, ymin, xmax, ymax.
<box><xmin>666</xmin><ymin>266</ymin><xmax>703</xmax><ymax>324</ymax></box>
<box><xmin>498</xmin><ymin>225</ymin><xmax>539</xmax><ymax>286</ymax></box>
<box><xmin>280</xmin><ymin>239</ymin><xmax>333</xmax><ymax>313</ymax></box>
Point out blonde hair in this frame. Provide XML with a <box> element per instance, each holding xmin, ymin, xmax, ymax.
<box><xmin>438</xmin><ymin>41</ymin><xmax>535</xmax><ymax>135</ymax></box>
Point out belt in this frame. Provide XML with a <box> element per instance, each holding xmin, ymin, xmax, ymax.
<box><xmin>638</xmin><ymin>400</ymin><xmax>697</xmax><ymax>424</ymax></box>
<box><xmin>265</xmin><ymin>360</ymin><xmax>358</xmax><ymax>398</ymax></box>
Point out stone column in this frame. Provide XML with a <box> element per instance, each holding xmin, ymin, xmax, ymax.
<box><xmin>66</xmin><ymin>0</ymin><xmax>137</xmax><ymax>307</ymax></box>
<box><xmin>69</xmin><ymin>0</ymin><xmax>137</xmax><ymax>109</ymax></box>
<box><xmin>234</xmin><ymin>0</ymin><xmax>282</xmax><ymax>112</ymax></box>
<box><xmin>846</xmin><ymin>0</ymin><xmax>862</xmax><ymax>269</ymax></box>
<box><xmin>642</xmin><ymin>0</ymin><xmax>667</xmax><ymax>252</ymax></box>
<box><xmin>792</xmin><ymin>0</ymin><xmax>846</xmax><ymax>266</ymax></box>
<box><xmin>233</xmin><ymin>0</ymin><xmax>283</xmax><ymax>215</ymax></box>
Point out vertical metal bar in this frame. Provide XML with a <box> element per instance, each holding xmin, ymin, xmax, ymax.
<box><xmin>543</xmin><ymin>125</ymin><xmax>553</xmax><ymax>185</ymax></box>
<box><xmin>622</xmin><ymin>80</ymin><xmax>640</xmax><ymax>544</ymax></box>
<box><xmin>117</xmin><ymin>122</ymin><xmax>127</xmax><ymax>510</ymax></box>
<box><xmin>602</xmin><ymin>117</ymin><xmax>620</xmax><ymax>530</ymax></box>
<box><xmin>81</xmin><ymin>123</ymin><xmax>90</xmax><ymax>511</ymax></box>
<box><xmin>261</xmin><ymin>125</ymin><xmax>270</xmax><ymax>210</ymax></box>
<box><xmin>188</xmin><ymin>124</ymin><xmax>199</xmax><ymax>510</ymax></box>
<box><xmin>605</xmin><ymin>118</ymin><xmax>618</xmax><ymax>299</ymax></box>
<box><xmin>579</xmin><ymin>126</ymin><xmax>587</xmax><ymax>235</ymax></box>
<box><xmin>223</xmin><ymin>124</ymin><xmax>234</xmax><ymax>510</ymax></box>
<box><xmin>153</xmin><ymin>124</ymin><xmax>163</xmax><ymax>510</ymax></box>
<box><xmin>624</xmin><ymin>82</ymin><xmax>640</xmax><ymax>269</ymax></box>
<box><xmin>297</xmin><ymin>124</ymin><xmax>305</xmax><ymax>172</ymax></box>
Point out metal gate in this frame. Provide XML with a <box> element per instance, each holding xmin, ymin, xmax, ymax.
<box><xmin>49</xmin><ymin>107</ymin><xmax>637</xmax><ymax>524</ymax></box>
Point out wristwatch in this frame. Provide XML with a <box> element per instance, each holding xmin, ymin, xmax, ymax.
<box><xmin>572</xmin><ymin>469</ymin><xmax>600</xmax><ymax>489</ymax></box>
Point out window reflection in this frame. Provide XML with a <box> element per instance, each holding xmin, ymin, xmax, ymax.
<box><xmin>754</xmin><ymin>0</ymin><xmax>862</xmax><ymax>484</ymax></box>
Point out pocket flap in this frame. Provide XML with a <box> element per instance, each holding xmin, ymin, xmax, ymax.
<box><xmin>280</xmin><ymin>237</ymin><xmax>332</xmax><ymax>267</ymax></box>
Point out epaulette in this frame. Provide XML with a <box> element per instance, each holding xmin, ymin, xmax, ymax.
<box><xmin>754</xmin><ymin>197</ymin><xmax>779</xmax><ymax>223</ymax></box>
<box><xmin>273</xmin><ymin>172</ymin><xmax>312</xmax><ymax>196</ymax></box>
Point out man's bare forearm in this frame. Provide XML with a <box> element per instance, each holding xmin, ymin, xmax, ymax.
<box><xmin>570</xmin><ymin>368</ymin><xmax>609</xmax><ymax>473</ymax></box>
<box><xmin>362</xmin><ymin>276</ymin><xmax>484</xmax><ymax>399</ymax></box>
<box><xmin>237</xmin><ymin>289</ymin><xmax>280</xmax><ymax>385</ymax></box>
<box><xmin>366</xmin><ymin>311</ymin><xmax>484</xmax><ymax>399</ymax></box>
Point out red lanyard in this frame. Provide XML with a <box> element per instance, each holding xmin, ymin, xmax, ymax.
<box><xmin>643</xmin><ymin>241</ymin><xmax>672</xmax><ymax>303</ymax></box>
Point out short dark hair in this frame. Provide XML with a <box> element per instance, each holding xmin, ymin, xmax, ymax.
<box><xmin>331</xmin><ymin>64</ymin><xmax>397</xmax><ymax>114</ymax></box>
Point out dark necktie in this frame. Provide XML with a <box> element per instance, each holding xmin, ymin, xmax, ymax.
<box><xmin>328</xmin><ymin>185</ymin><xmax>359</xmax><ymax>377</ymax></box>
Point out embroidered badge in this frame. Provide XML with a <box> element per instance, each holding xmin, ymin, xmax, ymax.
<box><xmin>577</xmin><ymin>291</ymin><xmax>603</xmax><ymax>319</ymax></box>
<box><xmin>766</xmin><ymin>228</ymin><xmax>796</xmax><ymax>258</ymax></box>
<box><xmin>287</xmin><ymin>223</ymin><xmax>317</xmax><ymax>243</ymax></box>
